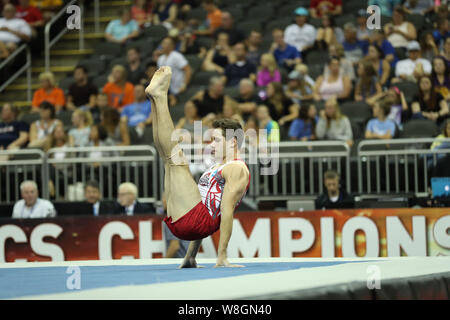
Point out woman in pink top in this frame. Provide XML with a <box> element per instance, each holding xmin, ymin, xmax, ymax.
<box><xmin>256</xmin><ymin>53</ymin><xmax>281</xmax><ymax>87</ymax></box>
<box><xmin>313</xmin><ymin>56</ymin><xmax>352</xmax><ymax>101</ymax></box>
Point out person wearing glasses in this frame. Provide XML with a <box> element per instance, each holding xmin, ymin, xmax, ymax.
<box><xmin>116</xmin><ymin>182</ymin><xmax>152</xmax><ymax>215</ymax></box>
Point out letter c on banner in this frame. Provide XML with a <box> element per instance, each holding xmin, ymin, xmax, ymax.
<box><xmin>0</xmin><ymin>225</ymin><xmax>27</xmax><ymax>263</ymax></box>
<box><xmin>30</xmin><ymin>223</ymin><xmax>64</xmax><ymax>261</ymax></box>
<box><xmin>98</xmin><ymin>221</ymin><xmax>135</xmax><ymax>260</ymax></box>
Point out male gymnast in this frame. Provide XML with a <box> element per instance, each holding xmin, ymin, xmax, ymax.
<box><xmin>145</xmin><ymin>66</ymin><xmax>250</xmax><ymax>268</ymax></box>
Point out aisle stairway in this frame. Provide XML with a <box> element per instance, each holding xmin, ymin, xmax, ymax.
<box><xmin>0</xmin><ymin>0</ymin><xmax>132</xmax><ymax>111</ymax></box>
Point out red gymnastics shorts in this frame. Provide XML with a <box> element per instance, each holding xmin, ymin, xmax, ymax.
<box><xmin>164</xmin><ymin>202</ymin><xmax>221</xmax><ymax>241</ymax></box>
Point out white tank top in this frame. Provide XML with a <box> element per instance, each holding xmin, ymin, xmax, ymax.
<box><xmin>319</xmin><ymin>75</ymin><xmax>344</xmax><ymax>101</ymax></box>
<box><xmin>388</xmin><ymin>22</ymin><xmax>409</xmax><ymax>48</ymax></box>
<box><xmin>197</xmin><ymin>159</ymin><xmax>250</xmax><ymax>219</ymax></box>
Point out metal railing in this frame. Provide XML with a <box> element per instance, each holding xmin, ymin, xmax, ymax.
<box><xmin>44</xmin><ymin>0</ymin><xmax>84</xmax><ymax>72</ymax></box>
<box><xmin>0</xmin><ymin>44</ymin><xmax>32</xmax><ymax>101</ymax></box>
<box><xmin>47</xmin><ymin>145</ymin><xmax>158</xmax><ymax>202</ymax></box>
<box><xmin>357</xmin><ymin>138</ymin><xmax>450</xmax><ymax>197</ymax></box>
<box><xmin>0</xmin><ymin>149</ymin><xmax>47</xmax><ymax>203</ymax></box>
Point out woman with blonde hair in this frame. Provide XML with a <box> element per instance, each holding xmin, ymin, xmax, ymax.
<box><xmin>256</xmin><ymin>53</ymin><xmax>281</xmax><ymax>87</ymax></box>
<box><xmin>31</xmin><ymin>72</ymin><xmax>65</xmax><ymax>112</ymax></box>
<box><xmin>68</xmin><ymin>109</ymin><xmax>93</xmax><ymax>147</ymax></box>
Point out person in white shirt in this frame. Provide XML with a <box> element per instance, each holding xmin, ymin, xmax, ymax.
<box><xmin>395</xmin><ymin>40</ymin><xmax>432</xmax><ymax>82</ymax></box>
<box><xmin>117</xmin><ymin>182</ymin><xmax>151</xmax><ymax>215</ymax></box>
<box><xmin>12</xmin><ymin>181</ymin><xmax>56</xmax><ymax>218</ymax></box>
<box><xmin>0</xmin><ymin>4</ymin><xmax>32</xmax><ymax>58</ymax></box>
<box><xmin>156</xmin><ymin>37</ymin><xmax>192</xmax><ymax>95</ymax></box>
<box><xmin>284</xmin><ymin>7</ymin><xmax>317</xmax><ymax>54</ymax></box>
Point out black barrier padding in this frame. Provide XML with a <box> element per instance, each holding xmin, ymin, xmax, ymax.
<box><xmin>240</xmin><ymin>272</ymin><xmax>450</xmax><ymax>300</ymax></box>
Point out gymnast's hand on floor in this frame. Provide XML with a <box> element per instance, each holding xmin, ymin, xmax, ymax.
<box><xmin>179</xmin><ymin>256</ymin><xmax>204</xmax><ymax>269</ymax></box>
<box><xmin>214</xmin><ymin>256</ymin><xmax>245</xmax><ymax>268</ymax></box>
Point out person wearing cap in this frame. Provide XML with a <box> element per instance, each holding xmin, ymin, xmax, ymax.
<box><xmin>395</xmin><ymin>40</ymin><xmax>432</xmax><ymax>82</ymax></box>
<box><xmin>270</xmin><ymin>28</ymin><xmax>302</xmax><ymax>72</ymax></box>
<box><xmin>309</xmin><ymin>0</ymin><xmax>342</xmax><ymax>19</ymax></box>
<box><xmin>356</xmin><ymin>9</ymin><xmax>373</xmax><ymax>42</ymax></box>
<box><xmin>384</xmin><ymin>5</ymin><xmax>417</xmax><ymax>50</ymax></box>
<box><xmin>285</xmin><ymin>65</ymin><xmax>315</xmax><ymax>104</ymax></box>
<box><xmin>284</xmin><ymin>7</ymin><xmax>317</xmax><ymax>54</ymax></box>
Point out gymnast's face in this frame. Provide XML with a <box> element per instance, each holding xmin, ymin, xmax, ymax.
<box><xmin>210</xmin><ymin>128</ymin><xmax>235</xmax><ymax>161</ymax></box>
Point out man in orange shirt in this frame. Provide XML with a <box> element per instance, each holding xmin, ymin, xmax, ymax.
<box><xmin>194</xmin><ymin>0</ymin><xmax>222</xmax><ymax>37</ymax></box>
<box><xmin>31</xmin><ymin>72</ymin><xmax>65</xmax><ymax>111</ymax></box>
<box><xmin>102</xmin><ymin>65</ymin><xmax>135</xmax><ymax>110</ymax></box>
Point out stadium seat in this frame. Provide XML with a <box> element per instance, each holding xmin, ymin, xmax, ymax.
<box><xmin>58</xmin><ymin>77</ymin><xmax>74</xmax><ymax>94</ymax></box>
<box><xmin>190</xmin><ymin>71</ymin><xmax>221</xmax><ymax>86</ymax></box>
<box><xmin>78</xmin><ymin>58</ymin><xmax>106</xmax><ymax>76</ymax></box>
<box><xmin>226</xmin><ymin>7</ymin><xmax>244</xmax><ymax>23</ymax></box>
<box><xmin>277</xmin><ymin>3</ymin><xmax>300</xmax><ymax>17</ymax></box>
<box><xmin>308</xmin><ymin>64</ymin><xmax>325</xmax><ymax>80</ymax></box>
<box><xmin>406</xmin><ymin>14</ymin><xmax>425</xmax><ymax>32</ymax></box>
<box><xmin>107</xmin><ymin>57</ymin><xmax>127</xmax><ymax>71</ymax></box>
<box><xmin>236</xmin><ymin>20</ymin><xmax>263</xmax><ymax>37</ymax></box>
<box><xmin>394</xmin><ymin>81</ymin><xmax>418</xmax><ymax>103</ymax></box>
<box><xmin>177</xmin><ymin>85</ymin><xmax>204</xmax><ymax>105</ymax></box>
<box><xmin>185</xmin><ymin>54</ymin><xmax>202</xmax><ymax>73</ymax></box>
<box><xmin>247</xmin><ymin>5</ymin><xmax>274</xmax><ymax>21</ymax></box>
<box><xmin>127</xmin><ymin>39</ymin><xmax>154</xmax><ymax>56</ymax></box>
<box><xmin>399</xmin><ymin>119</ymin><xmax>439</xmax><ymax>138</ymax></box>
<box><xmin>56</xmin><ymin>110</ymin><xmax>73</xmax><ymax>129</ymax></box>
<box><xmin>265</xmin><ymin>19</ymin><xmax>292</xmax><ymax>33</ymax></box>
<box><xmin>196</xmin><ymin>37</ymin><xmax>214</xmax><ymax>50</ymax></box>
<box><xmin>304</xmin><ymin>50</ymin><xmax>329</xmax><ymax>65</ymax></box>
<box><xmin>142</xmin><ymin>25</ymin><xmax>168</xmax><ymax>43</ymax></box>
<box><xmin>340</xmin><ymin>101</ymin><xmax>372</xmax><ymax>126</ymax></box>
<box><xmin>185</xmin><ymin>7</ymin><xmax>206</xmax><ymax>21</ymax></box>
<box><xmin>335</xmin><ymin>14</ymin><xmax>355</xmax><ymax>28</ymax></box>
<box><xmin>20</xmin><ymin>112</ymin><xmax>40</xmax><ymax>125</ymax></box>
<box><xmin>93</xmin><ymin>42</ymin><xmax>123</xmax><ymax>61</ymax></box>
<box><xmin>343</xmin><ymin>0</ymin><xmax>366</xmax><ymax>13</ymax></box>
<box><xmin>93</xmin><ymin>74</ymin><xmax>109</xmax><ymax>89</ymax></box>
<box><xmin>223</xmin><ymin>87</ymin><xmax>240</xmax><ymax>100</ymax></box>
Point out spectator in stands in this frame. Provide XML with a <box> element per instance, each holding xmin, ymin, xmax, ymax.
<box><xmin>369</xmin><ymin>29</ymin><xmax>398</xmax><ymax>68</ymax></box>
<box><xmin>315</xmin><ymin>97</ymin><xmax>353</xmax><ymax>147</ymax></box>
<box><xmin>12</xmin><ymin>180</ymin><xmax>56</xmax><ymax>218</ymax></box>
<box><xmin>116</xmin><ymin>182</ymin><xmax>151</xmax><ymax>215</ymax></box>
<box><xmin>85</xmin><ymin>124</ymin><xmax>116</xmax><ymax>169</ymax></box>
<box><xmin>368</xmin><ymin>0</ymin><xmax>402</xmax><ymax>17</ymax></box>
<box><xmin>315</xmin><ymin>14</ymin><xmax>344</xmax><ymax>49</ymax></box>
<box><xmin>315</xmin><ymin>170</ymin><xmax>354</xmax><ymax>210</ymax></box>
<box><xmin>223</xmin><ymin>42</ymin><xmax>256</xmax><ymax>87</ymax></box>
<box><xmin>365</xmin><ymin>99</ymin><xmax>397</xmax><ymax>139</ymax></box>
<box><xmin>29</xmin><ymin>0</ymin><xmax>61</xmax><ymax>21</ymax></box>
<box><xmin>87</xmin><ymin>92</ymin><xmax>108</xmax><ymax>125</ymax></box>
<box><xmin>103</xmin><ymin>65</ymin><xmax>135</xmax><ymax>110</ymax></box>
<box><xmin>152</xmin><ymin>0</ymin><xmax>177</xmax><ymax>28</ymax></box>
<box><xmin>365</xmin><ymin>44</ymin><xmax>391</xmax><ymax>87</ymax></box>
<box><xmin>193</xmin><ymin>0</ymin><xmax>221</xmax><ymax>37</ymax></box>
<box><xmin>288</xmin><ymin>103</ymin><xmax>317</xmax><ymax>141</ymax></box>
<box><xmin>131</xmin><ymin>0</ymin><xmax>153</xmax><ymax>28</ymax></box>
<box><xmin>431</xmin><ymin>56</ymin><xmax>450</xmax><ymax>100</ymax></box>
<box><xmin>213</xmin><ymin>11</ymin><xmax>244</xmax><ymax>46</ymax></box>
<box><xmin>403</xmin><ymin>0</ymin><xmax>435</xmax><ymax>15</ymax></box>
<box><xmin>84</xmin><ymin>180</ymin><xmax>116</xmax><ymax>216</ymax></box>
<box><xmin>125</xmin><ymin>46</ymin><xmax>147</xmax><ymax>85</ymax></box>
<box><xmin>105</xmin><ymin>7</ymin><xmax>139</xmax><ymax>44</ymax></box>
<box><xmin>384</xmin><ymin>6</ymin><xmax>417</xmax><ymax>50</ymax></box>
<box><xmin>420</xmin><ymin>31</ymin><xmax>440</xmax><ymax>62</ymax></box>
<box><xmin>255</xmin><ymin>105</ymin><xmax>280</xmax><ymax>143</ymax></box>
<box><xmin>32</xmin><ymin>71</ymin><xmax>65</xmax><ymax>112</ymax></box>
<box><xmin>270</xmin><ymin>28</ymin><xmax>302</xmax><ymax>72</ymax></box>
<box><xmin>0</xmin><ymin>4</ymin><xmax>31</xmax><ymax>58</ymax></box>
<box><xmin>66</xmin><ymin>66</ymin><xmax>98</xmax><ymax>110</ymax></box>
<box><xmin>161</xmin><ymin>191</ymin><xmax>190</xmax><ymax>258</ymax></box>
<box><xmin>434</xmin><ymin>18</ymin><xmax>450</xmax><ymax>50</ymax></box>
<box><xmin>15</xmin><ymin>0</ymin><xmax>44</xmax><ymax>36</ymax></box>
<box><xmin>28</xmin><ymin>101</ymin><xmax>63</xmax><ymax>151</ymax></box>
<box><xmin>100</xmin><ymin>107</ymin><xmax>130</xmax><ymax>146</ymax></box>
<box><xmin>285</xmin><ymin>65</ymin><xmax>315</xmax><ymax>104</ymax></box>
<box><xmin>354</xmin><ymin>60</ymin><xmax>382</xmax><ymax>103</ymax></box>
<box><xmin>366</xmin><ymin>86</ymin><xmax>408</xmax><ymax>127</ymax></box>
<box><xmin>326</xmin><ymin>43</ymin><xmax>355</xmax><ymax>81</ymax></box>
<box><xmin>394</xmin><ymin>40</ymin><xmax>432</xmax><ymax>82</ymax></box>
<box><xmin>190</xmin><ymin>76</ymin><xmax>233</xmax><ymax>118</ymax></box>
<box><xmin>202</xmin><ymin>31</ymin><xmax>235</xmax><ymax>73</ymax></box>
<box><xmin>236</xmin><ymin>78</ymin><xmax>259</xmax><ymax>120</ymax></box>
<box><xmin>246</xmin><ymin>30</ymin><xmax>263</xmax><ymax>67</ymax></box>
<box><xmin>142</xmin><ymin>60</ymin><xmax>157</xmax><ymax>86</ymax></box>
<box><xmin>342</xmin><ymin>22</ymin><xmax>369</xmax><ymax>65</ymax></box>
<box><xmin>157</xmin><ymin>36</ymin><xmax>192</xmax><ymax>94</ymax></box>
<box><xmin>356</xmin><ymin>9</ymin><xmax>372</xmax><ymax>42</ymax></box>
<box><xmin>47</xmin><ymin>123</ymin><xmax>70</xmax><ymax>198</ymax></box>
<box><xmin>442</xmin><ymin>36</ymin><xmax>450</xmax><ymax>66</ymax></box>
<box><xmin>121</xmin><ymin>83</ymin><xmax>152</xmax><ymax>137</ymax></box>
<box><xmin>256</xmin><ymin>53</ymin><xmax>281</xmax><ymax>87</ymax></box>
<box><xmin>284</xmin><ymin>7</ymin><xmax>316</xmax><ymax>53</ymax></box>
<box><xmin>314</xmin><ymin>56</ymin><xmax>352</xmax><ymax>102</ymax></box>
<box><xmin>310</xmin><ymin>0</ymin><xmax>342</xmax><ymax>18</ymax></box>
<box><xmin>262</xmin><ymin>82</ymin><xmax>299</xmax><ymax>127</ymax></box>
<box><xmin>175</xmin><ymin>100</ymin><xmax>203</xmax><ymax>141</ymax></box>
<box><xmin>176</xmin><ymin>19</ymin><xmax>206</xmax><ymax>57</ymax></box>
<box><xmin>430</xmin><ymin>119</ymin><xmax>450</xmax><ymax>160</ymax></box>
<box><xmin>68</xmin><ymin>109</ymin><xmax>92</xmax><ymax>147</ymax></box>
<box><xmin>410</xmin><ymin>75</ymin><xmax>449</xmax><ymax>125</ymax></box>
<box><xmin>0</xmin><ymin>103</ymin><xmax>29</xmax><ymax>150</ymax></box>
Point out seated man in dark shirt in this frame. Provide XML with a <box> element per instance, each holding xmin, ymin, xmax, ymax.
<box><xmin>0</xmin><ymin>102</ymin><xmax>29</xmax><ymax>150</ymax></box>
<box><xmin>213</xmin><ymin>11</ymin><xmax>245</xmax><ymax>46</ymax></box>
<box><xmin>84</xmin><ymin>180</ymin><xmax>117</xmax><ymax>215</ymax></box>
<box><xmin>236</xmin><ymin>78</ymin><xmax>261</xmax><ymax>121</ymax></box>
<box><xmin>126</xmin><ymin>46</ymin><xmax>147</xmax><ymax>85</ymax></box>
<box><xmin>223</xmin><ymin>42</ymin><xmax>256</xmax><ymax>87</ymax></box>
<box><xmin>66</xmin><ymin>66</ymin><xmax>99</xmax><ymax>110</ymax></box>
<box><xmin>315</xmin><ymin>170</ymin><xmax>354</xmax><ymax>209</ymax></box>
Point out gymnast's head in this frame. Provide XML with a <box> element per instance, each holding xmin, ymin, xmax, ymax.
<box><xmin>210</xmin><ymin>118</ymin><xmax>244</xmax><ymax>160</ymax></box>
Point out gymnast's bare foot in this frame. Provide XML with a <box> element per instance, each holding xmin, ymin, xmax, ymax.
<box><xmin>179</xmin><ymin>256</ymin><xmax>203</xmax><ymax>268</ymax></box>
<box><xmin>145</xmin><ymin>66</ymin><xmax>172</xmax><ymax>100</ymax></box>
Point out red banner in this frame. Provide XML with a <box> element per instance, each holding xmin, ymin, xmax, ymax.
<box><xmin>1</xmin><ymin>209</ymin><xmax>449</xmax><ymax>262</ymax></box>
